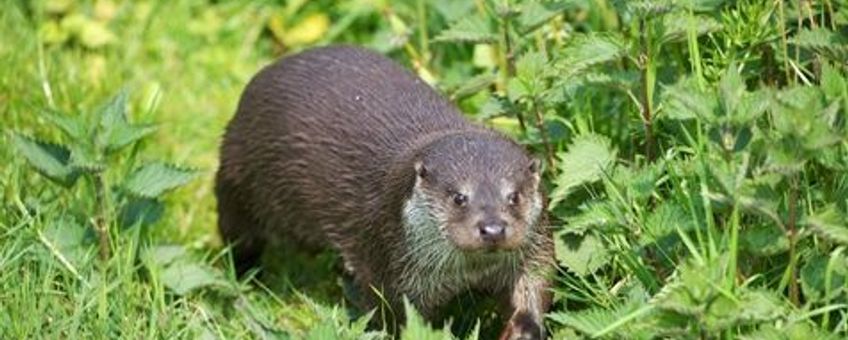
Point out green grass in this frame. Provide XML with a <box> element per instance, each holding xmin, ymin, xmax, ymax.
<box><xmin>3</xmin><ymin>0</ymin><xmax>848</xmax><ymax>339</ymax></box>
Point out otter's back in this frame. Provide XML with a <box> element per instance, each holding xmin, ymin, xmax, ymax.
<box><xmin>220</xmin><ymin>46</ymin><xmax>469</xmax><ymax>244</ymax></box>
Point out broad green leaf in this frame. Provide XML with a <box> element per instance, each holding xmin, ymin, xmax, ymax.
<box><xmin>641</xmin><ymin>202</ymin><xmax>695</xmax><ymax>247</ymax></box>
<box><xmin>718</xmin><ymin>66</ymin><xmax>745</xmax><ymax>119</ymax></box>
<box><xmin>548</xmin><ymin>296</ymin><xmax>648</xmax><ymax>337</ymax></box>
<box><xmin>400</xmin><ymin>299</ymin><xmax>452</xmax><ymax>340</ymax></box>
<box><xmin>557</xmin><ymin>33</ymin><xmax>626</xmax><ymax>77</ymax></box>
<box><xmin>790</xmin><ymin>28</ymin><xmax>848</xmax><ymax>62</ymax></box>
<box><xmin>820</xmin><ymin>62</ymin><xmax>847</xmax><ymax>103</ymax></box>
<box><xmin>12</xmin><ymin>134</ymin><xmax>80</xmax><ymax>187</ymax></box>
<box><xmin>99</xmin><ymin>89</ymin><xmax>129</xmax><ymax>133</ymax></box>
<box><xmin>118</xmin><ymin>196</ymin><xmax>164</xmax><ymax>229</ymax></box>
<box><xmin>123</xmin><ymin>163</ymin><xmax>197</xmax><ymax>198</ymax></box>
<box><xmin>433</xmin><ymin>16</ymin><xmax>496</xmax><ymax>44</ymax></box>
<box><xmin>69</xmin><ymin>145</ymin><xmax>104</xmax><ymax>172</ymax></box>
<box><xmin>566</xmin><ymin>201</ymin><xmax>621</xmax><ymax>234</ymax></box>
<box><xmin>549</xmin><ymin>133</ymin><xmax>616</xmax><ymax>208</ymax></box>
<box><xmin>104</xmin><ymin>123</ymin><xmax>157</xmax><ymax>153</ymax></box>
<box><xmin>660</xmin><ymin>12</ymin><xmax>721</xmax><ymax>43</ymax></box>
<box><xmin>555</xmin><ymin>231</ymin><xmax>610</xmax><ymax>276</ymax></box>
<box><xmin>160</xmin><ymin>261</ymin><xmax>225</xmax><ymax>295</ymax></box>
<box><xmin>41</xmin><ymin>218</ymin><xmax>94</xmax><ymax>267</ymax></box>
<box><xmin>449</xmin><ymin>73</ymin><xmax>496</xmax><ymax>100</ymax></box>
<box><xmin>145</xmin><ymin>245</ymin><xmax>187</xmax><ymax>267</ymax></box>
<box><xmin>800</xmin><ymin>254</ymin><xmax>846</xmax><ymax>301</ymax></box>
<box><xmin>43</xmin><ymin>110</ymin><xmax>87</xmax><ymax>140</ymax></box>
<box><xmin>804</xmin><ymin>206</ymin><xmax>848</xmax><ymax>246</ymax></box>
<box><xmin>660</xmin><ymin>77</ymin><xmax>717</xmax><ymax>120</ymax></box>
<box><xmin>741</xmin><ymin>224</ymin><xmax>789</xmax><ymax>256</ymax></box>
<box><xmin>517</xmin><ymin>0</ymin><xmax>578</xmax><ymax>33</ymax></box>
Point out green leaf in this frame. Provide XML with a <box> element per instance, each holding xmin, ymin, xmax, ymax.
<box><xmin>99</xmin><ymin>89</ymin><xmax>129</xmax><ymax>130</ymax></box>
<box><xmin>719</xmin><ymin>66</ymin><xmax>745</xmax><ymax>119</ymax></box>
<box><xmin>41</xmin><ymin>218</ymin><xmax>94</xmax><ymax>267</ymax></box>
<box><xmin>557</xmin><ymin>33</ymin><xmax>627</xmax><ymax>78</ymax></box>
<box><xmin>800</xmin><ymin>254</ymin><xmax>846</xmax><ymax>301</ymax></box>
<box><xmin>42</xmin><ymin>110</ymin><xmax>87</xmax><ymax>141</ymax></box>
<box><xmin>118</xmin><ymin>196</ymin><xmax>164</xmax><ymax>229</ymax></box>
<box><xmin>160</xmin><ymin>261</ymin><xmax>225</xmax><ymax>296</ymax></box>
<box><xmin>790</xmin><ymin>28</ymin><xmax>848</xmax><ymax>62</ymax></box>
<box><xmin>549</xmin><ymin>133</ymin><xmax>617</xmax><ymax>208</ymax></box>
<box><xmin>741</xmin><ymin>224</ymin><xmax>789</xmax><ymax>256</ymax></box>
<box><xmin>555</xmin><ymin>231</ymin><xmax>610</xmax><ymax>276</ymax></box>
<box><xmin>400</xmin><ymin>298</ymin><xmax>452</xmax><ymax>340</ymax></box>
<box><xmin>548</xmin><ymin>296</ymin><xmax>648</xmax><ymax>337</ymax></box>
<box><xmin>804</xmin><ymin>205</ymin><xmax>848</xmax><ymax>245</ymax></box>
<box><xmin>104</xmin><ymin>123</ymin><xmax>157</xmax><ymax>153</ymax></box>
<box><xmin>433</xmin><ymin>15</ymin><xmax>496</xmax><ymax>44</ymax></box>
<box><xmin>660</xmin><ymin>77</ymin><xmax>717</xmax><ymax>120</ymax></box>
<box><xmin>123</xmin><ymin>163</ymin><xmax>197</xmax><ymax>198</ymax></box>
<box><xmin>659</xmin><ymin>12</ymin><xmax>721</xmax><ymax>43</ymax></box>
<box><xmin>145</xmin><ymin>245</ymin><xmax>188</xmax><ymax>267</ymax></box>
<box><xmin>517</xmin><ymin>1</ymin><xmax>578</xmax><ymax>33</ymax></box>
<box><xmin>12</xmin><ymin>134</ymin><xmax>81</xmax><ymax>187</ymax></box>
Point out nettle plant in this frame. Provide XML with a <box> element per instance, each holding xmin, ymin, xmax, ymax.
<box><xmin>419</xmin><ymin>0</ymin><xmax>848</xmax><ymax>337</ymax></box>
<box><xmin>12</xmin><ymin>91</ymin><xmax>196</xmax><ymax>261</ymax></box>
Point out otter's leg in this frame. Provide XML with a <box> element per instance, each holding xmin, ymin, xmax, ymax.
<box><xmin>216</xmin><ymin>179</ymin><xmax>265</xmax><ymax>276</ymax></box>
<box><xmin>498</xmin><ymin>273</ymin><xmax>551</xmax><ymax>340</ymax></box>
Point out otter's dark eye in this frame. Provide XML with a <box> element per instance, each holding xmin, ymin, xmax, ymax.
<box><xmin>452</xmin><ymin>193</ymin><xmax>468</xmax><ymax>207</ymax></box>
<box><xmin>507</xmin><ymin>192</ymin><xmax>520</xmax><ymax>206</ymax></box>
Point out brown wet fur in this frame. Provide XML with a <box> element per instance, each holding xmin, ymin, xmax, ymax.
<box><xmin>215</xmin><ymin>45</ymin><xmax>554</xmax><ymax>339</ymax></box>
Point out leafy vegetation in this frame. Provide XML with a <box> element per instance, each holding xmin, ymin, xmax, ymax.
<box><xmin>3</xmin><ymin>0</ymin><xmax>847</xmax><ymax>338</ymax></box>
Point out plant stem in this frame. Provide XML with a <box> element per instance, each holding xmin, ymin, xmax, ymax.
<box><xmin>532</xmin><ymin>98</ymin><xmax>556</xmax><ymax>172</ymax></box>
<box><xmin>787</xmin><ymin>175</ymin><xmax>800</xmax><ymax>306</ymax></box>
<box><xmin>777</xmin><ymin>0</ymin><xmax>792</xmax><ymax>84</ymax></box>
<box><xmin>498</xmin><ymin>8</ymin><xmax>526</xmax><ymax>134</ymax></box>
<box><xmin>93</xmin><ymin>172</ymin><xmax>111</xmax><ymax>261</ymax></box>
<box><xmin>639</xmin><ymin>18</ymin><xmax>655</xmax><ymax>162</ymax></box>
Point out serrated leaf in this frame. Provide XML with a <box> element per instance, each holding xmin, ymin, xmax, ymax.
<box><xmin>118</xmin><ymin>196</ymin><xmax>164</xmax><ymax>229</ymax></box>
<box><xmin>448</xmin><ymin>73</ymin><xmax>496</xmax><ymax>100</ymax></box>
<box><xmin>804</xmin><ymin>205</ymin><xmax>848</xmax><ymax>245</ymax></box>
<box><xmin>99</xmin><ymin>89</ymin><xmax>129</xmax><ymax>134</ymax></box>
<box><xmin>660</xmin><ymin>12</ymin><xmax>721</xmax><ymax>43</ymax></box>
<box><xmin>517</xmin><ymin>0</ymin><xmax>578</xmax><ymax>33</ymax></box>
<box><xmin>555</xmin><ymin>231</ymin><xmax>610</xmax><ymax>276</ymax></box>
<box><xmin>557</xmin><ymin>33</ymin><xmax>626</xmax><ymax>78</ymax></box>
<box><xmin>41</xmin><ymin>218</ymin><xmax>94</xmax><ymax>267</ymax></box>
<box><xmin>567</xmin><ymin>201</ymin><xmax>621</xmax><ymax>234</ymax></box>
<box><xmin>549</xmin><ymin>133</ymin><xmax>616</xmax><ymax>208</ymax></box>
<box><xmin>660</xmin><ymin>77</ymin><xmax>717</xmax><ymax>120</ymax></box>
<box><xmin>719</xmin><ymin>66</ymin><xmax>745</xmax><ymax>119</ymax></box>
<box><xmin>104</xmin><ymin>123</ymin><xmax>157</xmax><ymax>153</ymax></box>
<box><xmin>12</xmin><ymin>134</ymin><xmax>81</xmax><ymax>187</ymax></box>
<box><xmin>69</xmin><ymin>145</ymin><xmax>104</xmax><ymax>172</ymax></box>
<box><xmin>400</xmin><ymin>298</ymin><xmax>452</xmax><ymax>340</ymax></box>
<box><xmin>42</xmin><ymin>110</ymin><xmax>87</xmax><ymax>140</ymax></box>
<box><xmin>160</xmin><ymin>261</ymin><xmax>225</xmax><ymax>295</ymax></box>
<box><xmin>790</xmin><ymin>28</ymin><xmax>848</xmax><ymax>62</ymax></box>
<box><xmin>800</xmin><ymin>254</ymin><xmax>846</xmax><ymax>301</ymax></box>
<box><xmin>145</xmin><ymin>245</ymin><xmax>187</xmax><ymax>267</ymax></box>
<box><xmin>433</xmin><ymin>16</ymin><xmax>496</xmax><ymax>44</ymax></box>
<box><xmin>548</xmin><ymin>296</ymin><xmax>648</xmax><ymax>337</ymax></box>
<box><xmin>123</xmin><ymin>163</ymin><xmax>197</xmax><ymax>198</ymax></box>
<box><xmin>741</xmin><ymin>224</ymin><xmax>789</xmax><ymax>256</ymax></box>
<box><xmin>641</xmin><ymin>202</ymin><xmax>695</xmax><ymax>247</ymax></box>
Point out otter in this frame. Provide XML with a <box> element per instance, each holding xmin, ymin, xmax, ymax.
<box><xmin>215</xmin><ymin>45</ymin><xmax>554</xmax><ymax>339</ymax></box>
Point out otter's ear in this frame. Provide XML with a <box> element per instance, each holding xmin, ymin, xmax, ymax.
<box><xmin>528</xmin><ymin>158</ymin><xmax>541</xmax><ymax>175</ymax></box>
<box><xmin>414</xmin><ymin>161</ymin><xmax>428</xmax><ymax>179</ymax></box>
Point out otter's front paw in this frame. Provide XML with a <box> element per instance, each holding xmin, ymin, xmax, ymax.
<box><xmin>499</xmin><ymin>312</ymin><xmax>543</xmax><ymax>340</ymax></box>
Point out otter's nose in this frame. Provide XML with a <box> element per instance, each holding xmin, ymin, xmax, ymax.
<box><xmin>478</xmin><ymin>222</ymin><xmax>506</xmax><ymax>243</ymax></box>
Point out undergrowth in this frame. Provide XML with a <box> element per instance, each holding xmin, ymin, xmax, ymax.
<box><xmin>2</xmin><ymin>0</ymin><xmax>848</xmax><ymax>339</ymax></box>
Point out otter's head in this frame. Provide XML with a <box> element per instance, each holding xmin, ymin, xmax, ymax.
<box><xmin>402</xmin><ymin>133</ymin><xmax>542</xmax><ymax>254</ymax></box>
